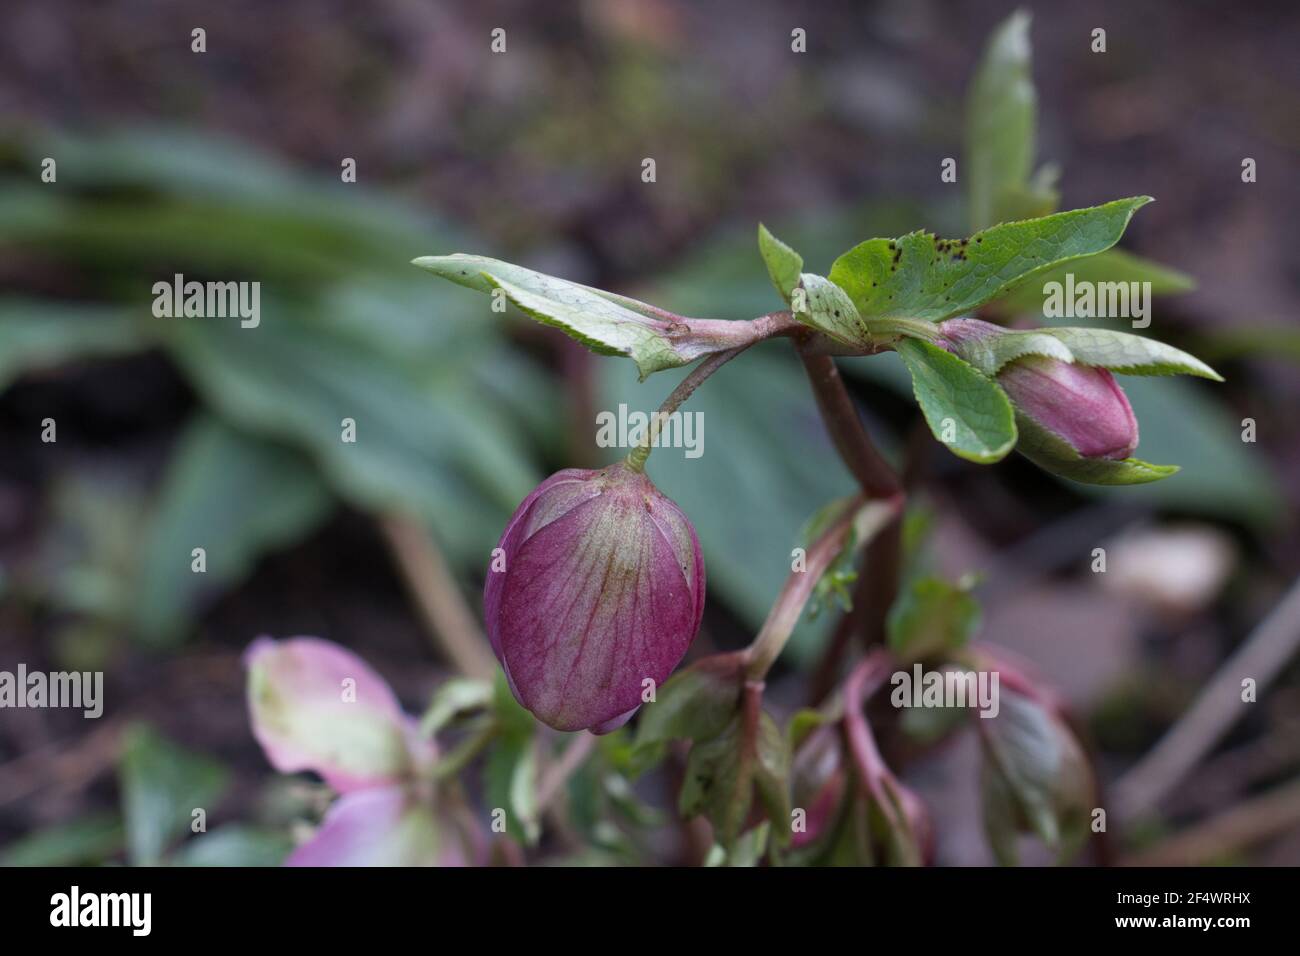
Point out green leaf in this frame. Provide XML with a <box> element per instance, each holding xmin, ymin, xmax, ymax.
<box><xmin>1015</xmin><ymin>411</ymin><xmax>1179</xmax><ymax>485</ymax></box>
<box><xmin>787</xmin><ymin>707</ymin><xmax>833</xmax><ymax>752</ymax></box>
<box><xmin>484</xmin><ymin>734</ymin><xmax>537</xmax><ymax>846</ymax></box>
<box><xmin>791</xmin><ymin>272</ymin><xmax>868</xmax><ymax>347</ymax></box>
<box><xmin>978</xmin><ymin>690</ymin><xmax>1093</xmax><ymax>865</ymax></box>
<box><xmin>418</xmin><ymin>677</ymin><xmax>494</xmax><ymax>738</ymax></box>
<box><xmin>716</xmin><ymin>823</ymin><xmax>772</xmax><ymax>868</ymax></box>
<box><xmin>0</xmin><ymin>301</ymin><xmax>147</xmax><ymax>391</ymax></box>
<box><xmin>171</xmin><ymin>824</ymin><xmax>294</xmax><ymax>867</ymax></box>
<box><xmin>508</xmin><ymin>742</ymin><xmax>542</xmax><ymax>846</ymax></box>
<box><xmin>118</xmin><ymin>723</ymin><xmax>229</xmax><ymax>866</ymax></box>
<box><xmin>887</xmin><ymin>576</ymin><xmax>981</xmax><ymax>662</ymax></box>
<box><xmin>680</xmin><ymin>704</ymin><xmax>790</xmax><ymax>854</ymax></box>
<box><xmin>634</xmin><ymin>653</ymin><xmax>745</xmax><ymax>753</ymax></box>
<box><xmin>6</xmin><ymin>128</ymin><xmax>463</xmax><ymax>283</ymax></box>
<box><xmin>828</xmin><ymin>197</ymin><xmax>1152</xmax><ymax>324</ymax></box>
<box><xmin>752</xmin><ymin>713</ymin><xmax>793</xmax><ymax>847</ymax></box>
<box><xmin>0</xmin><ymin>814</ymin><xmax>123</xmax><ymax>866</ymax></box>
<box><xmin>679</xmin><ymin>718</ymin><xmax>751</xmax><ymax>849</ymax></box>
<box><xmin>414</xmin><ymin>254</ymin><xmax>739</xmax><ymax>379</ymax></box>
<box><xmin>895</xmin><ymin>338</ymin><xmax>1017</xmax><ymax>463</ymax></box>
<box><xmin>134</xmin><ymin>415</ymin><xmax>333</xmax><ymax>646</ymax></box>
<box><xmin>966</xmin><ymin>10</ymin><xmax>1048</xmax><ymax>229</ymax></box>
<box><xmin>757</xmin><ymin>223</ymin><xmax>803</xmax><ymax>302</ymax></box>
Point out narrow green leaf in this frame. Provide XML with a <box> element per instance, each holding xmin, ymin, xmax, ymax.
<box><xmin>172</xmin><ymin>825</ymin><xmax>294</xmax><ymax>867</ymax></box>
<box><xmin>966</xmin><ymin>10</ymin><xmax>1045</xmax><ymax>229</ymax></box>
<box><xmin>414</xmin><ymin>253</ymin><xmax>737</xmax><ymax>379</ymax></box>
<box><xmin>486</xmin><ymin>272</ymin><xmax>683</xmax><ymax>377</ymax></box>
<box><xmin>757</xmin><ymin>223</ymin><xmax>803</xmax><ymax>302</ymax></box>
<box><xmin>829</xmin><ymin>197</ymin><xmax>1152</xmax><ymax>325</ymax></box>
<box><xmin>959</xmin><ymin>326</ymin><xmax>1221</xmax><ymax>381</ymax></box>
<box><xmin>895</xmin><ymin>338</ymin><xmax>1017</xmax><ymax>463</ymax></box>
<box><xmin>1043</xmin><ymin>328</ymin><xmax>1222</xmax><ymax>380</ymax></box>
<box><xmin>0</xmin><ymin>301</ymin><xmax>146</xmax><ymax>392</ymax></box>
<box><xmin>753</xmin><ymin>712</ymin><xmax>792</xmax><ymax>848</ymax></box>
<box><xmin>118</xmin><ymin>724</ymin><xmax>229</xmax><ymax>866</ymax></box>
<box><xmin>634</xmin><ymin>653</ymin><xmax>744</xmax><ymax>752</ymax></box>
<box><xmin>509</xmin><ymin>742</ymin><xmax>541</xmax><ymax>846</ymax></box>
<box><xmin>0</xmin><ymin>814</ymin><xmax>124</xmax><ymax>867</ymax></box>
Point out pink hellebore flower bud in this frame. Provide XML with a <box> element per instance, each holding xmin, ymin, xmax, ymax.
<box><xmin>485</xmin><ymin>462</ymin><xmax>705</xmax><ymax>733</ymax></box>
<box><xmin>790</xmin><ymin>722</ymin><xmax>847</xmax><ymax>850</ymax></box>
<box><xmin>936</xmin><ymin>318</ymin><xmax>1139</xmax><ymax>460</ymax></box>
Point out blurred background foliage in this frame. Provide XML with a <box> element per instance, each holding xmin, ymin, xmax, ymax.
<box><xmin>0</xmin><ymin>0</ymin><xmax>1297</xmax><ymax>865</ymax></box>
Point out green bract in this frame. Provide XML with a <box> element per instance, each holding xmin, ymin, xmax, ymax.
<box><xmin>894</xmin><ymin>338</ymin><xmax>1018</xmax><ymax>464</ymax></box>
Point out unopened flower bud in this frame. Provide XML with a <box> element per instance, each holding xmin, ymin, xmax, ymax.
<box><xmin>937</xmin><ymin>318</ymin><xmax>1139</xmax><ymax>464</ymax></box>
<box><xmin>485</xmin><ymin>462</ymin><xmax>705</xmax><ymax>733</ymax></box>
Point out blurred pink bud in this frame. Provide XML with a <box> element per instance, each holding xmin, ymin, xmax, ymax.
<box><xmin>937</xmin><ymin>318</ymin><xmax>1139</xmax><ymax>460</ymax></box>
<box><xmin>285</xmin><ymin>786</ymin><xmax>471</xmax><ymax>867</ymax></box>
<box><xmin>790</xmin><ymin>723</ymin><xmax>847</xmax><ymax>849</ymax></box>
<box><xmin>244</xmin><ymin>636</ymin><xmax>434</xmax><ymax>793</ymax></box>
<box><xmin>485</xmin><ymin>462</ymin><xmax>705</xmax><ymax>733</ymax></box>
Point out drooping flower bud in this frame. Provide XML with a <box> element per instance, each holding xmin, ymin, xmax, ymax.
<box><xmin>970</xmin><ymin>646</ymin><xmax>1095</xmax><ymax>865</ymax></box>
<box><xmin>789</xmin><ymin>722</ymin><xmax>847</xmax><ymax>850</ymax></box>
<box><xmin>936</xmin><ymin>318</ymin><xmax>1139</xmax><ymax>470</ymax></box>
<box><xmin>485</xmin><ymin>462</ymin><xmax>705</xmax><ymax>733</ymax></box>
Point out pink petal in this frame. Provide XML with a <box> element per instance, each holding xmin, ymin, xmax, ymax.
<box><xmin>284</xmin><ymin>787</ymin><xmax>462</xmax><ymax>867</ymax></box>
<box><xmin>245</xmin><ymin>636</ymin><xmax>432</xmax><ymax>792</ymax></box>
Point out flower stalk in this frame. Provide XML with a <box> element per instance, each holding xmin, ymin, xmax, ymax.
<box><xmin>626</xmin><ymin>344</ymin><xmax>748</xmax><ymax>471</ymax></box>
<box><xmin>744</xmin><ymin>496</ymin><xmax>900</xmax><ymax>680</ymax></box>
